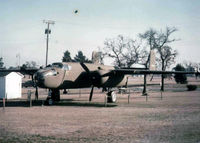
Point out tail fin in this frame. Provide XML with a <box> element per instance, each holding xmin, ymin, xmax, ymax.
<box><xmin>149</xmin><ymin>50</ymin><xmax>156</xmax><ymax>70</ymax></box>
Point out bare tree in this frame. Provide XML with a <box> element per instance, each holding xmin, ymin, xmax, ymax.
<box><xmin>139</xmin><ymin>27</ymin><xmax>178</xmax><ymax>92</ymax></box>
<box><xmin>155</xmin><ymin>27</ymin><xmax>178</xmax><ymax>91</ymax></box>
<box><xmin>122</xmin><ymin>39</ymin><xmax>142</xmax><ymax>68</ymax></box>
<box><xmin>22</xmin><ymin>61</ymin><xmax>37</xmax><ymax>68</ymax></box>
<box><xmin>157</xmin><ymin>46</ymin><xmax>177</xmax><ymax>71</ymax></box>
<box><xmin>103</xmin><ymin>35</ymin><xmax>141</xmax><ymax>68</ymax></box>
<box><xmin>183</xmin><ymin>61</ymin><xmax>197</xmax><ymax>72</ymax></box>
<box><xmin>139</xmin><ymin>29</ymin><xmax>157</xmax><ymax>95</ymax></box>
<box><xmin>157</xmin><ymin>46</ymin><xmax>177</xmax><ymax>90</ymax></box>
<box><xmin>137</xmin><ymin>48</ymin><xmax>149</xmax><ymax>95</ymax></box>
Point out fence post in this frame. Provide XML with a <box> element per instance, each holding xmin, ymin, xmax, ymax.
<box><xmin>146</xmin><ymin>94</ymin><xmax>148</xmax><ymax>102</ymax></box>
<box><xmin>104</xmin><ymin>94</ymin><xmax>107</xmax><ymax>107</ymax></box>
<box><xmin>128</xmin><ymin>89</ymin><xmax>130</xmax><ymax>104</ymax></box>
<box><xmin>28</xmin><ymin>90</ymin><xmax>32</xmax><ymax>107</ymax></box>
<box><xmin>79</xmin><ymin>89</ymin><xmax>81</xmax><ymax>98</ymax></box>
<box><xmin>3</xmin><ymin>98</ymin><xmax>5</xmax><ymax>110</ymax></box>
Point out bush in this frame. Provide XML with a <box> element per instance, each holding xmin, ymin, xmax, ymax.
<box><xmin>187</xmin><ymin>84</ymin><xmax>197</xmax><ymax>91</ymax></box>
<box><xmin>173</xmin><ymin>64</ymin><xmax>187</xmax><ymax>84</ymax></box>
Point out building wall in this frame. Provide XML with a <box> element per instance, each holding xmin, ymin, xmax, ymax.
<box><xmin>5</xmin><ymin>72</ymin><xmax>22</xmax><ymax>99</ymax></box>
<box><xmin>0</xmin><ymin>77</ymin><xmax>5</xmax><ymax>99</ymax></box>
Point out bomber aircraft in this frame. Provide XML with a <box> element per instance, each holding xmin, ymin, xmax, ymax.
<box><xmin>33</xmin><ymin>62</ymin><xmax>199</xmax><ymax>104</ymax></box>
<box><xmin>0</xmin><ymin>62</ymin><xmax>199</xmax><ymax>105</ymax></box>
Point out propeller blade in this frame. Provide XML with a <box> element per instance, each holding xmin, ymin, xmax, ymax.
<box><xmin>80</xmin><ymin>62</ymin><xmax>90</xmax><ymax>73</ymax></box>
<box><xmin>35</xmin><ymin>86</ymin><xmax>38</xmax><ymax>99</ymax></box>
<box><xmin>89</xmin><ymin>86</ymin><xmax>94</xmax><ymax>101</ymax></box>
<box><xmin>80</xmin><ymin>63</ymin><xmax>97</xmax><ymax>102</ymax></box>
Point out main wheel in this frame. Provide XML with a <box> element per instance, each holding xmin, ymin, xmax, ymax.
<box><xmin>44</xmin><ymin>96</ymin><xmax>54</xmax><ymax>105</ymax></box>
<box><xmin>48</xmin><ymin>98</ymin><xmax>53</xmax><ymax>105</ymax></box>
<box><xmin>107</xmin><ymin>91</ymin><xmax>117</xmax><ymax>103</ymax></box>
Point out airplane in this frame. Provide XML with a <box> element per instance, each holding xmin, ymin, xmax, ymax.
<box><xmin>32</xmin><ymin>62</ymin><xmax>199</xmax><ymax>104</ymax></box>
<box><xmin>0</xmin><ymin>60</ymin><xmax>199</xmax><ymax>105</ymax></box>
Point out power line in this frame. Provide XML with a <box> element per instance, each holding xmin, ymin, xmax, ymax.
<box><xmin>43</xmin><ymin>20</ymin><xmax>55</xmax><ymax>66</ymax></box>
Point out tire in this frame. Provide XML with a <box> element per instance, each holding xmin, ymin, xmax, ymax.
<box><xmin>44</xmin><ymin>96</ymin><xmax>54</xmax><ymax>105</ymax></box>
<box><xmin>48</xmin><ymin>99</ymin><xmax>53</xmax><ymax>105</ymax></box>
<box><xmin>107</xmin><ymin>91</ymin><xmax>117</xmax><ymax>103</ymax></box>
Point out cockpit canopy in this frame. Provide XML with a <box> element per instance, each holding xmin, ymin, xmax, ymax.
<box><xmin>47</xmin><ymin>62</ymin><xmax>71</xmax><ymax>70</ymax></box>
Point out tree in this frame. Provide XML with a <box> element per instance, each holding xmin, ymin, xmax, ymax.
<box><xmin>155</xmin><ymin>27</ymin><xmax>178</xmax><ymax>91</ymax></box>
<box><xmin>122</xmin><ymin>39</ymin><xmax>142</xmax><ymax>68</ymax></box>
<box><xmin>22</xmin><ymin>61</ymin><xmax>37</xmax><ymax>68</ymax></box>
<box><xmin>62</xmin><ymin>50</ymin><xmax>72</xmax><ymax>62</ymax></box>
<box><xmin>74</xmin><ymin>51</ymin><xmax>91</xmax><ymax>63</ymax></box>
<box><xmin>139</xmin><ymin>29</ymin><xmax>159</xmax><ymax>95</ymax></box>
<box><xmin>157</xmin><ymin>46</ymin><xmax>177</xmax><ymax>90</ymax></box>
<box><xmin>0</xmin><ymin>57</ymin><xmax>4</xmax><ymax>68</ymax></box>
<box><xmin>140</xmin><ymin>27</ymin><xmax>178</xmax><ymax>91</ymax></box>
<box><xmin>183</xmin><ymin>61</ymin><xmax>196</xmax><ymax>72</ymax></box>
<box><xmin>173</xmin><ymin>64</ymin><xmax>187</xmax><ymax>84</ymax></box>
<box><xmin>103</xmin><ymin>35</ymin><xmax>142</xmax><ymax>68</ymax></box>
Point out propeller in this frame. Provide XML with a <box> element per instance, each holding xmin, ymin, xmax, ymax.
<box><xmin>89</xmin><ymin>85</ymin><xmax>94</xmax><ymax>101</ymax></box>
<box><xmin>80</xmin><ymin>63</ymin><xmax>98</xmax><ymax>101</ymax></box>
<box><xmin>80</xmin><ymin>62</ymin><xmax>90</xmax><ymax>73</ymax></box>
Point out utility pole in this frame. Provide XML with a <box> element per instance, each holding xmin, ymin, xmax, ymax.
<box><xmin>16</xmin><ymin>53</ymin><xmax>20</xmax><ymax>68</ymax></box>
<box><xmin>43</xmin><ymin>20</ymin><xmax>55</xmax><ymax>66</ymax></box>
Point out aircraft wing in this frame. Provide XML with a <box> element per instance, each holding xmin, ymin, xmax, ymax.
<box><xmin>102</xmin><ymin>69</ymin><xmax>199</xmax><ymax>77</ymax></box>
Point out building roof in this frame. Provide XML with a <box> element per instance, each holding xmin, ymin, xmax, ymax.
<box><xmin>0</xmin><ymin>72</ymin><xmax>24</xmax><ymax>77</ymax></box>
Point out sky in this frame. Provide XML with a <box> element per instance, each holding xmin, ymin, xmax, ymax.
<box><xmin>0</xmin><ymin>0</ymin><xmax>200</xmax><ymax>67</ymax></box>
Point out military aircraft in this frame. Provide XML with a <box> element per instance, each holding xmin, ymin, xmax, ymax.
<box><xmin>0</xmin><ymin>61</ymin><xmax>199</xmax><ymax>105</ymax></box>
<box><xmin>32</xmin><ymin>62</ymin><xmax>199</xmax><ymax>104</ymax></box>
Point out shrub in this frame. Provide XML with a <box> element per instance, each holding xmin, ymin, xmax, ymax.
<box><xmin>187</xmin><ymin>84</ymin><xmax>197</xmax><ymax>91</ymax></box>
<box><xmin>173</xmin><ymin>64</ymin><xmax>187</xmax><ymax>84</ymax></box>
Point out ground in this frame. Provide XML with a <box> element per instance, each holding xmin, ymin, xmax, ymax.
<box><xmin>0</xmin><ymin>77</ymin><xmax>200</xmax><ymax>143</ymax></box>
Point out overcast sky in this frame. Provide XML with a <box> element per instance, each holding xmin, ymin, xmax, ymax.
<box><xmin>1</xmin><ymin>0</ymin><xmax>200</xmax><ymax>67</ymax></box>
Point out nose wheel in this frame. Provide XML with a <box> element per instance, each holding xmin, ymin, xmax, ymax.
<box><xmin>107</xmin><ymin>91</ymin><xmax>117</xmax><ymax>103</ymax></box>
<box><xmin>45</xmin><ymin>89</ymin><xmax>60</xmax><ymax>105</ymax></box>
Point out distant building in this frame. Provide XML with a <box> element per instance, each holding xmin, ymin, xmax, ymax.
<box><xmin>149</xmin><ymin>50</ymin><xmax>156</xmax><ymax>71</ymax></box>
<box><xmin>92</xmin><ymin>51</ymin><xmax>100</xmax><ymax>64</ymax></box>
<box><xmin>0</xmin><ymin>72</ymin><xmax>23</xmax><ymax>99</ymax></box>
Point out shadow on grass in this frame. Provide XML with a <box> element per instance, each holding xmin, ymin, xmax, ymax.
<box><xmin>0</xmin><ymin>100</ymin><xmax>43</xmax><ymax>107</ymax></box>
<box><xmin>53</xmin><ymin>100</ymin><xmax>117</xmax><ymax>108</ymax></box>
<box><xmin>0</xmin><ymin>99</ymin><xmax>117</xmax><ymax>108</ymax></box>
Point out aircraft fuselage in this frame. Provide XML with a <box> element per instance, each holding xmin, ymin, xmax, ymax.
<box><xmin>34</xmin><ymin>62</ymin><xmax>127</xmax><ymax>89</ymax></box>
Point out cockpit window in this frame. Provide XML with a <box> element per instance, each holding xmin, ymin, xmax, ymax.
<box><xmin>48</xmin><ymin>63</ymin><xmax>71</xmax><ymax>70</ymax></box>
<box><xmin>63</xmin><ymin>64</ymin><xmax>71</xmax><ymax>70</ymax></box>
<box><xmin>52</xmin><ymin>63</ymin><xmax>63</xmax><ymax>68</ymax></box>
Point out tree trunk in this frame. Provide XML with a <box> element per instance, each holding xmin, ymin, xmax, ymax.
<box><xmin>161</xmin><ymin>74</ymin><xmax>164</xmax><ymax>91</ymax></box>
<box><xmin>161</xmin><ymin>60</ymin><xmax>165</xmax><ymax>91</ymax></box>
<box><xmin>143</xmin><ymin>74</ymin><xmax>147</xmax><ymax>95</ymax></box>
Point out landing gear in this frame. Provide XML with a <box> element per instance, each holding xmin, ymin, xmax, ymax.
<box><xmin>63</xmin><ymin>89</ymin><xmax>68</xmax><ymax>94</ymax></box>
<box><xmin>45</xmin><ymin>89</ymin><xmax>60</xmax><ymax>105</ymax></box>
<box><xmin>107</xmin><ymin>91</ymin><xmax>117</xmax><ymax>103</ymax></box>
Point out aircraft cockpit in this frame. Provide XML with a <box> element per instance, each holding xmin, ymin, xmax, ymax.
<box><xmin>51</xmin><ymin>62</ymin><xmax>71</xmax><ymax>71</ymax></box>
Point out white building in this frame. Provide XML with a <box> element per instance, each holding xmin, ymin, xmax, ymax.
<box><xmin>0</xmin><ymin>72</ymin><xmax>23</xmax><ymax>99</ymax></box>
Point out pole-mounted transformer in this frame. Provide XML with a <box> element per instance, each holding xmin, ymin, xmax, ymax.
<box><xmin>43</xmin><ymin>20</ymin><xmax>55</xmax><ymax>67</ymax></box>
